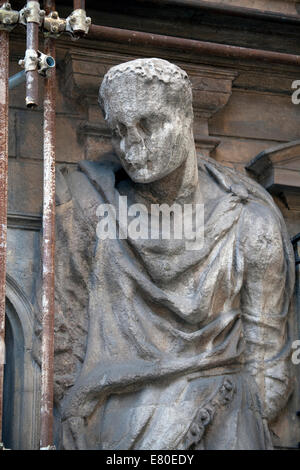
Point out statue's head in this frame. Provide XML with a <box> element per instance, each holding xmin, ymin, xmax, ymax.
<box><xmin>99</xmin><ymin>58</ymin><xmax>194</xmax><ymax>183</ymax></box>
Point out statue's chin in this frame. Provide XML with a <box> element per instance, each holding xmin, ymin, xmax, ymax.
<box><xmin>126</xmin><ymin>167</ymin><xmax>164</xmax><ymax>184</ymax></box>
<box><xmin>127</xmin><ymin>163</ymin><xmax>185</xmax><ymax>184</ymax></box>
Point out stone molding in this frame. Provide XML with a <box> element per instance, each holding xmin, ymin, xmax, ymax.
<box><xmin>5</xmin><ymin>274</ymin><xmax>40</xmax><ymax>449</ymax></box>
<box><xmin>246</xmin><ymin>140</ymin><xmax>300</xmax><ymax>211</ymax></box>
<box><xmin>7</xmin><ymin>212</ymin><xmax>42</xmax><ymax>231</ymax></box>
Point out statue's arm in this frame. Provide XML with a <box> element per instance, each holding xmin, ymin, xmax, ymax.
<box><xmin>241</xmin><ymin>201</ymin><xmax>295</xmax><ymax>423</ymax></box>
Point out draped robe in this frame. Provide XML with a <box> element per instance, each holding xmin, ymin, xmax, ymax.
<box><xmin>49</xmin><ymin>154</ymin><xmax>294</xmax><ymax>450</ymax></box>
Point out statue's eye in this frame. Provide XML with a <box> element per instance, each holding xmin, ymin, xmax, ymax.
<box><xmin>112</xmin><ymin>123</ymin><xmax>127</xmax><ymax>139</ymax></box>
<box><xmin>138</xmin><ymin>115</ymin><xmax>168</xmax><ymax>135</ymax></box>
<box><xmin>118</xmin><ymin>123</ymin><xmax>127</xmax><ymax>137</ymax></box>
<box><xmin>112</xmin><ymin>128</ymin><xmax>120</xmax><ymax>139</ymax></box>
<box><xmin>138</xmin><ymin>118</ymin><xmax>150</xmax><ymax>135</ymax></box>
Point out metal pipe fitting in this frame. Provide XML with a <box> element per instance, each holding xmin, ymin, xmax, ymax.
<box><xmin>19</xmin><ymin>0</ymin><xmax>45</xmax><ymax>26</ymax></box>
<box><xmin>18</xmin><ymin>50</ymin><xmax>55</xmax><ymax>76</ymax></box>
<box><xmin>19</xmin><ymin>49</ymin><xmax>55</xmax><ymax>75</ymax></box>
<box><xmin>66</xmin><ymin>8</ymin><xmax>91</xmax><ymax>37</ymax></box>
<box><xmin>18</xmin><ymin>47</ymin><xmax>38</xmax><ymax>70</ymax></box>
<box><xmin>43</xmin><ymin>10</ymin><xmax>66</xmax><ymax>37</ymax></box>
<box><xmin>37</xmin><ymin>50</ymin><xmax>55</xmax><ymax>75</ymax></box>
<box><xmin>0</xmin><ymin>2</ymin><xmax>19</xmax><ymax>31</ymax></box>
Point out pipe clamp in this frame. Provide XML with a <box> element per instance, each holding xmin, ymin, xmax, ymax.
<box><xmin>19</xmin><ymin>1</ymin><xmax>45</xmax><ymax>26</ymax></box>
<box><xmin>43</xmin><ymin>10</ymin><xmax>66</xmax><ymax>38</ymax></box>
<box><xmin>66</xmin><ymin>8</ymin><xmax>91</xmax><ymax>37</ymax></box>
<box><xmin>0</xmin><ymin>3</ymin><xmax>19</xmax><ymax>31</ymax></box>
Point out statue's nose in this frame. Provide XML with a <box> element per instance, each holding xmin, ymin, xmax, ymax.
<box><xmin>126</xmin><ymin>126</ymin><xmax>142</xmax><ymax>146</ymax></box>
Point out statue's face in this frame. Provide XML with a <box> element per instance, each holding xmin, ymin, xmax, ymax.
<box><xmin>103</xmin><ymin>79</ymin><xmax>192</xmax><ymax>183</ymax></box>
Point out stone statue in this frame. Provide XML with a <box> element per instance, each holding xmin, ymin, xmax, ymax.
<box><xmin>39</xmin><ymin>58</ymin><xmax>295</xmax><ymax>449</ymax></box>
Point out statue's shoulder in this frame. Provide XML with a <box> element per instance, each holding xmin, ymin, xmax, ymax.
<box><xmin>56</xmin><ymin>153</ymin><xmax>120</xmax><ymax>206</ymax></box>
<box><xmin>241</xmin><ymin>200</ymin><xmax>282</xmax><ymax>252</ymax></box>
<box><xmin>199</xmin><ymin>155</ymin><xmax>272</xmax><ymax>201</ymax></box>
<box><xmin>200</xmin><ymin>155</ymin><xmax>281</xmax><ymax>218</ymax></box>
<box><xmin>200</xmin><ymin>155</ymin><xmax>288</xmax><ymax>260</ymax></box>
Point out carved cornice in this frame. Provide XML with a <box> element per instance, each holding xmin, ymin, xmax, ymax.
<box><xmin>63</xmin><ymin>49</ymin><xmax>238</xmax><ymax>118</ymax></box>
<box><xmin>78</xmin><ymin>122</ymin><xmax>111</xmax><ymax>139</ymax></box>
<box><xmin>246</xmin><ymin>140</ymin><xmax>300</xmax><ymax>210</ymax></box>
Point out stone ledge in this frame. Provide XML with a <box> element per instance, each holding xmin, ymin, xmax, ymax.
<box><xmin>246</xmin><ymin>140</ymin><xmax>300</xmax><ymax>210</ymax></box>
<box><xmin>7</xmin><ymin>212</ymin><xmax>42</xmax><ymax>231</ymax></box>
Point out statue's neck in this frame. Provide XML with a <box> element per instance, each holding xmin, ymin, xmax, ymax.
<box><xmin>134</xmin><ymin>144</ymin><xmax>199</xmax><ymax>206</ymax></box>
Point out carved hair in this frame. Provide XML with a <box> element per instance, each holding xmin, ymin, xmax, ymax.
<box><xmin>99</xmin><ymin>58</ymin><xmax>193</xmax><ymax>120</ymax></box>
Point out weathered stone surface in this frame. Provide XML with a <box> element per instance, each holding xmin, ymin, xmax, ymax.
<box><xmin>212</xmin><ymin>137</ymin><xmax>281</xmax><ymax>165</ymax></box>
<box><xmin>8</xmin><ymin>159</ymin><xmax>43</xmax><ymax>214</ymax></box>
<box><xmin>16</xmin><ymin>110</ymin><xmax>85</xmax><ymax>163</ymax></box>
<box><xmin>5</xmin><ymin>2</ymin><xmax>300</xmax><ymax>449</ymax></box>
<box><xmin>6</xmin><ymin>228</ymin><xmax>40</xmax><ymax>302</ymax></box>
<box><xmin>246</xmin><ymin>140</ymin><xmax>300</xmax><ymax>194</ymax></box>
<box><xmin>17</xmin><ymin>110</ymin><xmax>43</xmax><ymax>160</ymax></box>
<box><xmin>210</xmin><ymin>90</ymin><xmax>300</xmax><ymax>143</ymax></box>
<box><xmin>40</xmin><ymin>58</ymin><xmax>295</xmax><ymax>450</ymax></box>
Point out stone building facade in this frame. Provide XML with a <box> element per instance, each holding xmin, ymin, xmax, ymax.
<box><xmin>3</xmin><ymin>0</ymin><xmax>300</xmax><ymax>449</ymax></box>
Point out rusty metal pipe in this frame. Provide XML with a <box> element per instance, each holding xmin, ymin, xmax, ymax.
<box><xmin>136</xmin><ymin>0</ymin><xmax>300</xmax><ymax>26</ymax></box>
<box><xmin>25</xmin><ymin>1</ymin><xmax>39</xmax><ymax>108</ymax></box>
<box><xmin>73</xmin><ymin>0</ymin><xmax>85</xmax><ymax>10</ymax></box>
<box><xmin>88</xmin><ymin>24</ymin><xmax>300</xmax><ymax>67</ymax></box>
<box><xmin>0</xmin><ymin>20</ymin><xmax>9</xmax><ymax>445</ymax></box>
<box><xmin>40</xmin><ymin>0</ymin><xmax>56</xmax><ymax>451</ymax></box>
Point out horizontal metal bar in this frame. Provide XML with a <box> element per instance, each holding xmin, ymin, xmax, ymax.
<box><xmin>87</xmin><ymin>24</ymin><xmax>300</xmax><ymax>67</ymax></box>
<box><xmin>8</xmin><ymin>70</ymin><xmax>25</xmax><ymax>89</ymax></box>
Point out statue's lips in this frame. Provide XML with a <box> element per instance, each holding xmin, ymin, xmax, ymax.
<box><xmin>124</xmin><ymin>161</ymin><xmax>146</xmax><ymax>172</ymax></box>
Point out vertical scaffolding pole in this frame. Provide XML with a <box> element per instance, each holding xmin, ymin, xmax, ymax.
<box><xmin>0</xmin><ymin>2</ymin><xmax>9</xmax><ymax>444</ymax></box>
<box><xmin>73</xmin><ymin>0</ymin><xmax>85</xmax><ymax>9</ymax></box>
<box><xmin>40</xmin><ymin>0</ymin><xmax>56</xmax><ymax>450</ymax></box>
<box><xmin>25</xmin><ymin>0</ymin><xmax>40</xmax><ymax>108</ymax></box>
